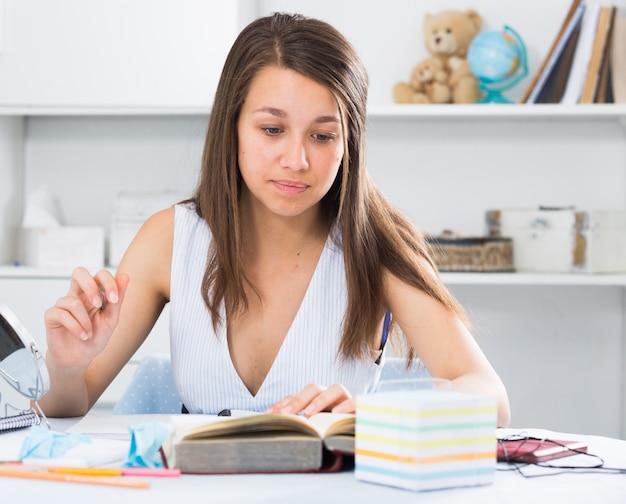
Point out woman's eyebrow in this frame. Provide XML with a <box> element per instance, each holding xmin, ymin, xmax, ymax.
<box><xmin>253</xmin><ymin>107</ymin><xmax>339</xmax><ymax>124</ymax></box>
<box><xmin>316</xmin><ymin>115</ymin><xmax>340</xmax><ymax>124</ymax></box>
<box><xmin>253</xmin><ymin>106</ymin><xmax>286</xmax><ymax>117</ymax></box>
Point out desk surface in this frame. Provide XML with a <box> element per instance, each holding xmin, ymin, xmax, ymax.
<box><xmin>2</xmin><ymin>416</ymin><xmax>626</xmax><ymax>504</ymax></box>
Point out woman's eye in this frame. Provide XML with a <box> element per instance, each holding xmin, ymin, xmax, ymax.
<box><xmin>263</xmin><ymin>127</ymin><xmax>281</xmax><ymax>136</ymax></box>
<box><xmin>313</xmin><ymin>133</ymin><xmax>334</xmax><ymax>142</ymax></box>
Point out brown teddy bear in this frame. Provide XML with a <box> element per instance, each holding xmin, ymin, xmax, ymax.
<box><xmin>393</xmin><ymin>56</ymin><xmax>451</xmax><ymax>104</ymax></box>
<box><xmin>423</xmin><ymin>9</ymin><xmax>482</xmax><ymax>104</ymax></box>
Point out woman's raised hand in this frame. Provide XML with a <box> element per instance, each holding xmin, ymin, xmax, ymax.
<box><xmin>44</xmin><ymin>266</ymin><xmax>129</xmax><ymax>369</ymax></box>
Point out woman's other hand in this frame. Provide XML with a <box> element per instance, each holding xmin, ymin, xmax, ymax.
<box><xmin>266</xmin><ymin>383</ymin><xmax>355</xmax><ymax>417</ymax></box>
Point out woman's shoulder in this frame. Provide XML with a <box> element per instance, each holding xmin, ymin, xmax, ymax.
<box><xmin>141</xmin><ymin>205</ymin><xmax>176</xmax><ymax>234</ymax></box>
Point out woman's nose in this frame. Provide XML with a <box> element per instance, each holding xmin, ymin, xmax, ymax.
<box><xmin>281</xmin><ymin>136</ymin><xmax>309</xmax><ymax>171</ymax></box>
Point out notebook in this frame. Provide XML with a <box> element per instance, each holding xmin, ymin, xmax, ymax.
<box><xmin>0</xmin><ymin>411</ymin><xmax>41</xmax><ymax>434</ymax></box>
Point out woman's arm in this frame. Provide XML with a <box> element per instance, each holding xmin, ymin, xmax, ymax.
<box><xmin>38</xmin><ymin>208</ymin><xmax>174</xmax><ymax>417</ymax></box>
<box><xmin>269</xmin><ymin>269</ymin><xmax>511</xmax><ymax>427</ymax></box>
<box><xmin>383</xmin><ymin>269</ymin><xmax>511</xmax><ymax>427</ymax></box>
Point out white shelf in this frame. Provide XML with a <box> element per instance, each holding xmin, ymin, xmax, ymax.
<box><xmin>368</xmin><ymin>104</ymin><xmax>626</xmax><ymax>122</ymax></box>
<box><xmin>0</xmin><ymin>266</ymin><xmax>114</xmax><ymax>279</ymax></box>
<box><xmin>0</xmin><ymin>105</ymin><xmax>212</xmax><ymax>116</ymax></box>
<box><xmin>441</xmin><ymin>272</ymin><xmax>626</xmax><ymax>286</ymax></box>
<box><xmin>1</xmin><ymin>104</ymin><xmax>626</xmax><ymax>121</ymax></box>
<box><xmin>2</xmin><ymin>265</ymin><xmax>625</xmax><ymax>286</ymax></box>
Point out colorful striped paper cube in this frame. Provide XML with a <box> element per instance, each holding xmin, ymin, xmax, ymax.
<box><xmin>355</xmin><ymin>390</ymin><xmax>497</xmax><ymax>491</ymax></box>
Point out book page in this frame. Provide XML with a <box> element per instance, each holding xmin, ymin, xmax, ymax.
<box><xmin>180</xmin><ymin>413</ymin><xmax>322</xmax><ymax>441</ymax></box>
<box><xmin>176</xmin><ymin>411</ymin><xmax>355</xmax><ymax>441</ymax></box>
<box><xmin>67</xmin><ymin>411</ymin><xmax>173</xmax><ymax>439</ymax></box>
<box><xmin>307</xmin><ymin>413</ymin><xmax>355</xmax><ymax>438</ymax></box>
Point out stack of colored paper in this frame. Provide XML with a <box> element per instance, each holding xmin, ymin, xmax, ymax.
<box><xmin>355</xmin><ymin>389</ymin><xmax>497</xmax><ymax>491</ymax></box>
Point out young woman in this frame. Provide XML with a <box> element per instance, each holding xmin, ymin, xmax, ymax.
<box><xmin>40</xmin><ymin>13</ymin><xmax>510</xmax><ymax>426</ymax></box>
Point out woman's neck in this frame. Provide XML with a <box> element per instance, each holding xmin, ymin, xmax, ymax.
<box><xmin>240</xmin><ymin>194</ymin><xmax>329</xmax><ymax>260</ymax></box>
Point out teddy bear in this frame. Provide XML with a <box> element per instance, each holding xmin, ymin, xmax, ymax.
<box><xmin>393</xmin><ymin>56</ymin><xmax>451</xmax><ymax>104</ymax></box>
<box><xmin>422</xmin><ymin>9</ymin><xmax>483</xmax><ymax>104</ymax></box>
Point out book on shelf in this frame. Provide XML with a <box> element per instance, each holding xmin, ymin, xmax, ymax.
<box><xmin>160</xmin><ymin>411</ymin><xmax>355</xmax><ymax>474</ymax></box>
<box><xmin>560</xmin><ymin>1</ymin><xmax>602</xmax><ymax>104</ymax></box>
<box><xmin>522</xmin><ymin>0</ymin><xmax>585</xmax><ymax>103</ymax></box>
<box><xmin>595</xmin><ymin>7</ymin><xmax>616</xmax><ymax>103</ymax></box>
<box><xmin>580</xmin><ymin>6</ymin><xmax>617</xmax><ymax>103</ymax></box>
<box><xmin>534</xmin><ymin>12</ymin><xmax>584</xmax><ymax>103</ymax></box>
<box><xmin>611</xmin><ymin>8</ymin><xmax>626</xmax><ymax>103</ymax></box>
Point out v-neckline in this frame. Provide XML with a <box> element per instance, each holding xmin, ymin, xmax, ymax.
<box><xmin>222</xmin><ymin>233</ymin><xmax>332</xmax><ymax>398</ymax></box>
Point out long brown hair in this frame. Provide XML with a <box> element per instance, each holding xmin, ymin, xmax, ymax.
<box><xmin>193</xmin><ymin>12</ymin><xmax>467</xmax><ymax>361</ymax></box>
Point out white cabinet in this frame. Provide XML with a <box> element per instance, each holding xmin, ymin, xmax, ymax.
<box><xmin>0</xmin><ymin>0</ymin><xmax>243</xmax><ymax>109</ymax></box>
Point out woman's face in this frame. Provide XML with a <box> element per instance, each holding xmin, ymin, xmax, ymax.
<box><xmin>237</xmin><ymin>66</ymin><xmax>344</xmax><ymax>220</ymax></box>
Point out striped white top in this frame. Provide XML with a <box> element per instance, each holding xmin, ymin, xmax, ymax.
<box><xmin>169</xmin><ymin>203</ymin><xmax>384</xmax><ymax>414</ymax></box>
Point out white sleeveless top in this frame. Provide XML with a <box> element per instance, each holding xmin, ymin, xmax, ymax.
<box><xmin>169</xmin><ymin>203</ymin><xmax>384</xmax><ymax>414</ymax></box>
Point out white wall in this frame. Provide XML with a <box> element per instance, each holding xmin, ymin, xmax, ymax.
<box><xmin>450</xmin><ymin>284</ymin><xmax>624</xmax><ymax>436</ymax></box>
<box><xmin>0</xmin><ymin>117</ymin><xmax>23</xmax><ymax>265</ymax></box>
<box><xmin>23</xmin><ymin>116</ymin><xmax>205</xmax><ymax>235</ymax></box>
<box><xmin>366</xmin><ymin>116</ymin><xmax>626</xmax><ymax>236</ymax></box>
<box><xmin>258</xmin><ymin>0</ymin><xmax>575</xmax><ymax>106</ymax></box>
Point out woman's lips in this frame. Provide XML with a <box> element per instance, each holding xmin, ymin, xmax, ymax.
<box><xmin>272</xmin><ymin>180</ymin><xmax>308</xmax><ymax>195</ymax></box>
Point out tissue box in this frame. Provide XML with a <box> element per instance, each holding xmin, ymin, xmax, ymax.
<box><xmin>355</xmin><ymin>390</ymin><xmax>497</xmax><ymax>492</ymax></box>
<box><xmin>487</xmin><ymin>208</ymin><xmax>626</xmax><ymax>273</ymax></box>
<box><xmin>17</xmin><ymin>227</ymin><xmax>105</xmax><ymax>270</ymax></box>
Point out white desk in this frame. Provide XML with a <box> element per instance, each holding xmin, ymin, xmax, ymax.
<box><xmin>2</xmin><ymin>417</ymin><xmax>626</xmax><ymax>504</ymax></box>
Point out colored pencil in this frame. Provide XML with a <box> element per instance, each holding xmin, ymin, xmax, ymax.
<box><xmin>0</xmin><ymin>467</ymin><xmax>150</xmax><ymax>489</ymax></box>
<box><xmin>51</xmin><ymin>466</ymin><xmax>181</xmax><ymax>477</ymax></box>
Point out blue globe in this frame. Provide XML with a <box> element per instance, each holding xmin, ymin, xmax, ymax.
<box><xmin>467</xmin><ymin>26</ymin><xmax>527</xmax><ymax>103</ymax></box>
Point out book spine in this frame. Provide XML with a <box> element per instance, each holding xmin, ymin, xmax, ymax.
<box><xmin>611</xmin><ymin>9</ymin><xmax>626</xmax><ymax>103</ymax></box>
<box><xmin>580</xmin><ymin>6</ymin><xmax>614</xmax><ymax>103</ymax></box>
<box><xmin>0</xmin><ymin>411</ymin><xmax>40</xmax><ymax>434</ymax></box>
<box><xmin>527</xmin><ymin>2</ymin><xmax>587</xmax><ymax>103</ymax></box>
<box><xmin>561</xmin><ymin>2</ymin><xmax>602</xmax><ymax>104</ymax></box>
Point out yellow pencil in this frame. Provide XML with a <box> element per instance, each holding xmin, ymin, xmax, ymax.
<box><xmin>50</xmin><ymin>467</ymin><xmax>123</xmax><ymax>477</ymax></box>
<box><xmin>0</xmin><ymin>467</ymin><xmax>150</xmax><ymax>489</ymax></box>
<box><xmin>50</xmin><ymin>466</ymin><xmax>181</xmax><ymax>477</ymax></box>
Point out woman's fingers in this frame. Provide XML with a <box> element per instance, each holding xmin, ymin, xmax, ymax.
<box><xmin>68</xmin><ymin>267</ymin><xmax>110</xmax><ymax>309</ymax></box>
<box><xmin>94</xmin><ymin>269</ymin><xmax>128</xmax><ymax>307</ymax></box>
<box><xmin>46</xmin><ymin>270</ymin><xmax>129</xmax><ymax>343</ymax></box>
<box><xmin>267</xmin><ymin>383</ymin><xmax>354</xmax><ymax>417</ymax></box>
<box><xmin>47</xmin><ymin>294</ymin><xmax>95</xmax><ymax>341</ymax></box>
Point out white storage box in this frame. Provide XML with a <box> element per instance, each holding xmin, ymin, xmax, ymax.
<box><xmin>109</xmin><ymin>191</ymin><xmax>186</xmax><ymax>266</ymax></box>
<box><xmin>17</xmin><ymin>226</ymin><xmax>105</xmax><ymax>270</ymax></box>
<box><xmin>355</xmin><ymin>389</ymin><xmax>497</xmax><ymax>492</ymax></box>
<box><xmin>487</xmin><ymin>208</ymin><xmax>626</xmax><ymax>273</ymax></box>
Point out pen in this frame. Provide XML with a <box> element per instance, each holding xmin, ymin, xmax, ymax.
<box><xmin>0</xmin><ymin>467</ymin><xmax>150</xmax><ymax>489</ymax></box>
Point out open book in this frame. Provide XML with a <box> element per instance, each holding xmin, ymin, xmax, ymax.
<box><xmin>160</xmin><ymin>412</ymin><xmax>355</xmax><ymax>474</ymax></box>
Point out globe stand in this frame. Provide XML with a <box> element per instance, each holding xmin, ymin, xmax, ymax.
<box><xmin>476</xmin><ymin>82</ymin><xmax>518</xmax><ymax>105</ymax></box>
<box><xmin>469</xmin><ymin>25</ymin><xmax>528</xmax><ymax>105</ymax></box>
